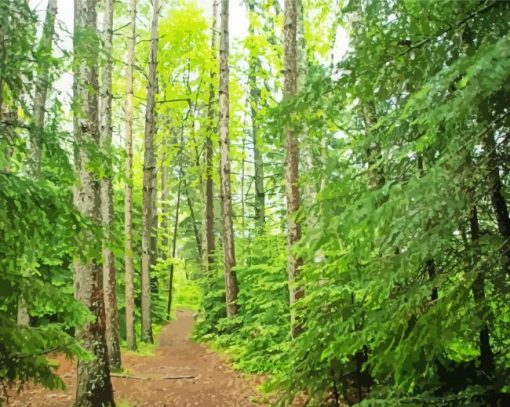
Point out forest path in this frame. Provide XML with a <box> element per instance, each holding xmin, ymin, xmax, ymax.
<box><xmin>9</xmin><ymin>309</ymin><xmax>262</xmax><ymax>406</ymax></box>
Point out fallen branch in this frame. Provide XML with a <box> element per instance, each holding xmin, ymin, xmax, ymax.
<box><xmin>110</xmin><ymin>373</ymin><xmax>195</xmax><ymax>380</ymax></box>
<box><xmin>110</xmin><ymin>373</ymin><xmax>147</xmax><ymax>380</ymax></box>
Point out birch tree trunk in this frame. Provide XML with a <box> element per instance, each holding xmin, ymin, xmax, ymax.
<box><xmin>17</xmin><ymin>0</ymin><xmax>58</xmax><ymax>327</ymax></box>
<box><xmin>73</xmin><ymin>0</ymin><xmax>114</xmax><ymax>404</ymax></box>
<box><xmin>100</xmin><ymin>0</ymin><xmax>121</xmax><ymax>370</ymax></box>
<box><xmin>219</xmin><ymin>0</ymin><xmax>239</xmax><ymax>317</ymax></box>
<box><xmin>31</xmin><ymin>0</ymin><xmax>57</xmax><ymax>176</ymax></box>
<box><xmin>284</xmin><ymin>0</ymin><xmax>303</xmax><ymax>339</ymax></box>
<box><xmin>124</xmin><ymin>0</ymin><xmax>137</xmax><ymax>352</ymax></box>
<box><xmin>204</xmin><ymin>0</ymin><xmax>218</xmax><ymax>272</ymax></box>
<box><xmin>141</xmin><ymin>0</ymin><xmax>159</xmax><ymax>343</ymax></box>
<box><xmin>247</xmin><ymin>2</ymin><xmax>265</xmax><ymax>231</ymax></box>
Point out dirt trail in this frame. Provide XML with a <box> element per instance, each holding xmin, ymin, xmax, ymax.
<box><xmin>9</xmin><ymin>310</ymin><xmax>263</xmax><ymax>406</ymax></box>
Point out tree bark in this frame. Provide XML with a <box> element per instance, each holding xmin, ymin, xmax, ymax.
<box><xmin>219</xmin><ymin>0</ymin><xmax>239</xmax><ymax>317</ymax></box>
<box><xmin>72</xmin><ymin>0</ymin><xmax>114</xmax><ymax>405</ymax></box>
<box><xmin>184</xmin><ymin>179</ymin><xmax>202</xmax><ymax>261</ymax></box>
<box><xmin>124</xmin><ymin>0</ymin><xmax>137</xmax><ymax>352</ymax></box>
<box><xmin>151</xmin><ymin>169</ymin><xmax>159</xmax><ymax>291</ymax></box>
<box><xmin>203</xmin><ymin>0</ymin><xmax>218</xmax><ymax>273</ymax></box>
<box><xmin>160</xmin><ymin>148</ymin><xmax>169</xmax><ymax>259</ymax></box>
<box><xmin>141</xmin><ymin>0</ymin><xmax>159</xmax><ymax>343</ymax></box>
<box><xmin>362</xmin><ymin>104</ymin><xmax>385</xmax><ymax>191</ymax></box>
<box><xmin>31</xmin><ymin>0</ymin><xmax>57</xmax><ymax>176</ymax></box>
<box><xmin>241</xmin><ymin>135</ymin><xmax>246</xmax><ymax>235</ymax></box>
<box><xmin>284</xmin><ymin>0</ymin><xmax>303</xmax><ymax>339</ymax></box>
<box><xmin>246</xmin><ymin>2</ymin><xmax>265</xmax><ymax>230</ymax></box>
<box><xmin>100</xmin><ymin>0</ymin><xmax>121</xmax><ymax>371</ymax></box>
<box><xmin>469</xmin><ymin>206</ymin><xmax>495</xmax><ymax>380</ymax></box>
<box><xmin>166</xmin><ymin>174</ymin><xmax>181</xmax><ymax>320</ymax></box>
<box><xmin>17</xmin><ymin>0</ymin><xmax>58</xmax><ymax>327</ymax></box>
<box><xmin>483</xmin><ymin>131</ymin><xmax>510</xmax><ymax>276</ymax></box>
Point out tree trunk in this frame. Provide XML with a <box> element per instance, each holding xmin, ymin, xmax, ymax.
<box><xmin>150</xmin><ymin>170</ymin><xmax>159</xmax><ymax>292</ymax></box>
<box><xmin>160</xmin><ymin>148</ymin><xmax>169</xmax><ymax>259</ymax></box>
<box><xmin>469</xmin><ymin>206</ymin><xmax>495</xmax><ymax>380</ymax></box>
<box><xmin>166</xmin><ymin>175</ymin><xmax>181</xmax><ymax>320</ymax></box>
<box><xmin>484</xmin><ymin>131</ymin><xmax>510</xmax><ymax>276</ymax></box>
<box><xmin>100</xmin><ymin>0</ymin><xmax>121</xmax><ymax>371</ymax></box>
<box><xmin>72</xmin><ymin>0</ymin><xmax>114</xmax><ymax>405</ymax></box>
<box><xmin>124</xmin><ymin>0</ymin><xmax>137</xmax><ymax>352</ymax></box>
<box><xmin>284</xmin><ymin>0</ymin><xmax>303</xmax><ymax>339</ymax></box>
<box><xmin>31</xmin><ymin>0</ymin><xmax>57</xmax><ymax>176</ymax></box>
<box><xmin>362</xmin><ymin>104</ymin><xmax>385</xmax><ymax>191</ymax></box>
<box><xmin>204</xmin><ymin>0</ymin><xmax>218</xmax><ymax>273</ymax></box>
<box><xmin>246</xmin><ymin>1</ymin><xmax>265</xmax><ymax>230</ymax></box>
<box><xmin>141</xmin><ymin>0</ymin><xmax>159</xmax><ymax>343</ymax></box>
<box><xmin>185</xmin><ymin>182</ymin><xmax>202</xmax><ymax>261</ymax></box>
<box><xmin>17</xmin><ymin>0</ymin><xmax>58</xmax><ymax>327</ymax></box>
<box><xmin>219</xmin><ymin>0</ymin><xmax>239</xmax><ymax>317</ymax></box>
<box><xmin>241</xmin><ymin>135</ymin><xmax>246</xmax><ymax>235</ymax></box>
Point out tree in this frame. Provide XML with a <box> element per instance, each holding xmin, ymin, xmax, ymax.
<box><xmin>72</xmin><ymin>0</ymin><xmax>114</xmax><ymax>405</ymax></box>
<box><xmin>141</xmin><ymin>0</ymin><xmax>160</xmax><ymax>343</ymax></box>
<box><xmin>100</xmin><ymin>0</ymin><xmax>121</xmax><ymax>370</ymax></box>
<box><xmin>30</xmin><ymin>0</ymin><xmax>57</xmax><ymax>177</ymax></box>
<box><xmin>1</xmin><ymin>1</ymin><xmax>88</xmax><ymax>397</ymax></box>
<box><xmin>124</xmin><ymin>0</ymin><xmax>137</xmax><ymax>352</ymax></box>
<box><xmin>166</xmin><ymin>158</ymin><xmax>183</xmax><ymax>319</ymax></box>
<box><xmin>246</xmin><ymin>0</ymin><xmax>265</xmax><ymax>231</ymax></box>
<box><xmin>283</xmin><ymin>0</ymin><xmax>302</xmax><ymax>339</ymax></box>
<box><xmin>218</xmin><ymin>0</ymin><xmax>239</xmax><ymax>317</ymax></box>
<box><xmin>17</xmin><ymin>0</ymin><xmax>58</xmax><ymax>327</ymax></box>
<box><xmin>204</xmin><ymin>0</ymin><xmax>218</xmax><ymax>273</ymax></box>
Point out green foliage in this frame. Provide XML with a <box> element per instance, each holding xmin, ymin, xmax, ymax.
<box><xmin>195</xmin><ymin>1</ymin><xmax>510</xmax><ymax>406</ymax></box>
<box><xmin>3</xmin><ymin>1</ymin><xmax>510</xmax><ymax>406</ymax></box>
<box><xmin>0</xmin><ymin>1</ymin><xmax>96</xmax><ymax>398</ymax></box>
<box><xmin>260</xmin><ymin>1</ymin><xmax>510</xmax><ymax>405</ymax></box>
<box><xmin>197</xmin><ymin>235</ymin><xmax>291</xmax><ymax>373</ymax></box>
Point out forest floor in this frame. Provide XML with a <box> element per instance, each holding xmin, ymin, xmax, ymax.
<box><xmin>8</xmin><ymin>309</ymin><xmax>265</xmax><ymax>406</ymax></box>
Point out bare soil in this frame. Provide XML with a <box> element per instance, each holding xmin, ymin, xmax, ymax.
<box><xmin>7</xmin><ymin>310</ymin><xmax>264</xmax><ymax>406</ymax></box>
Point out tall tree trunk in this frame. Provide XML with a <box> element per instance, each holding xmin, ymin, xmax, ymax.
<box><xmin>72</xmin><ymin>0</ymin><xmax>114</xmax><ymax>405</ymax></box>
<box><xmin>160</xmin><ymin>148</ymin><xmax>169</xmax><ymax>259</ymax></box>
<box><xmin>219</xmin><ymin>0</ymin><xmax>239</xmax><ymax>317</ymax></box>
<box><xmin>484</xmin><ymin>131</ymin><xmax>510</xmax><ymax>276</ymax></box>
<box><xmin>284</xmin><ymin>0</ymin><xmax>303</xmax><ymax>339</ymax></box>
<box><xmin>124</xmin><ymin>0</ymin><xmax>137</xmax><ymax>352</ymax></box>
<box><xmin>204</xmin><ymin>0</ymin><xmax>218</xmax><ymax>273</ymax></box>
<box><xmin>186</xmin><ymin>185</ymin><xmax>202</xmax><ymax>260</ymax></box>
<box><xmin>247</xmin><ymin>1</ymin><xmax>265</xmax><ymax>230</ymax></box>
<box><xmin>167</xmin><ymin>130</ymin><xmax>185</xmax><ymax>319</ymax></box>
<box><xmin>150</xmin><ymin>170</ymin><xmax>159</xmax><ymax>292</ymax></box>
<box><xmin>100</xmin><ymin>0</ymin><xmax>121</xmax><ymax>370</ymax></box>
<box><xmin>31</xmin><ymin>0</ymin><xmax>57</xmax><ymax>176</ymax></box>
<box><xmin>17</xmin><ymin>0</ymin><xmax>58</xmax><ymax>327</ymax></box>
<box><xmin>141</xmin><ymin>0</ymin><xmax>159</xmax><ymax>343</ymax></box>
<box><xmin>470</xmin><ymin>206</ymin><xmax>495</xmax><ymax>380</ymax></box>
<box><xmin>241</xmin><ymin>135</ymin><xmax>246</xmax><ymax>235</ymax></box>
<box><xmin>166</xmin><ymin>174</ymin><xmax>182</xmax><ymax>320</ymax></box>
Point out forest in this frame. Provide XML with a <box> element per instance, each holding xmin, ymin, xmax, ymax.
<box><xmin>1</xmin><ymin>0</ymin><xmax>510</xmax><ymax>406</ymax></box>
